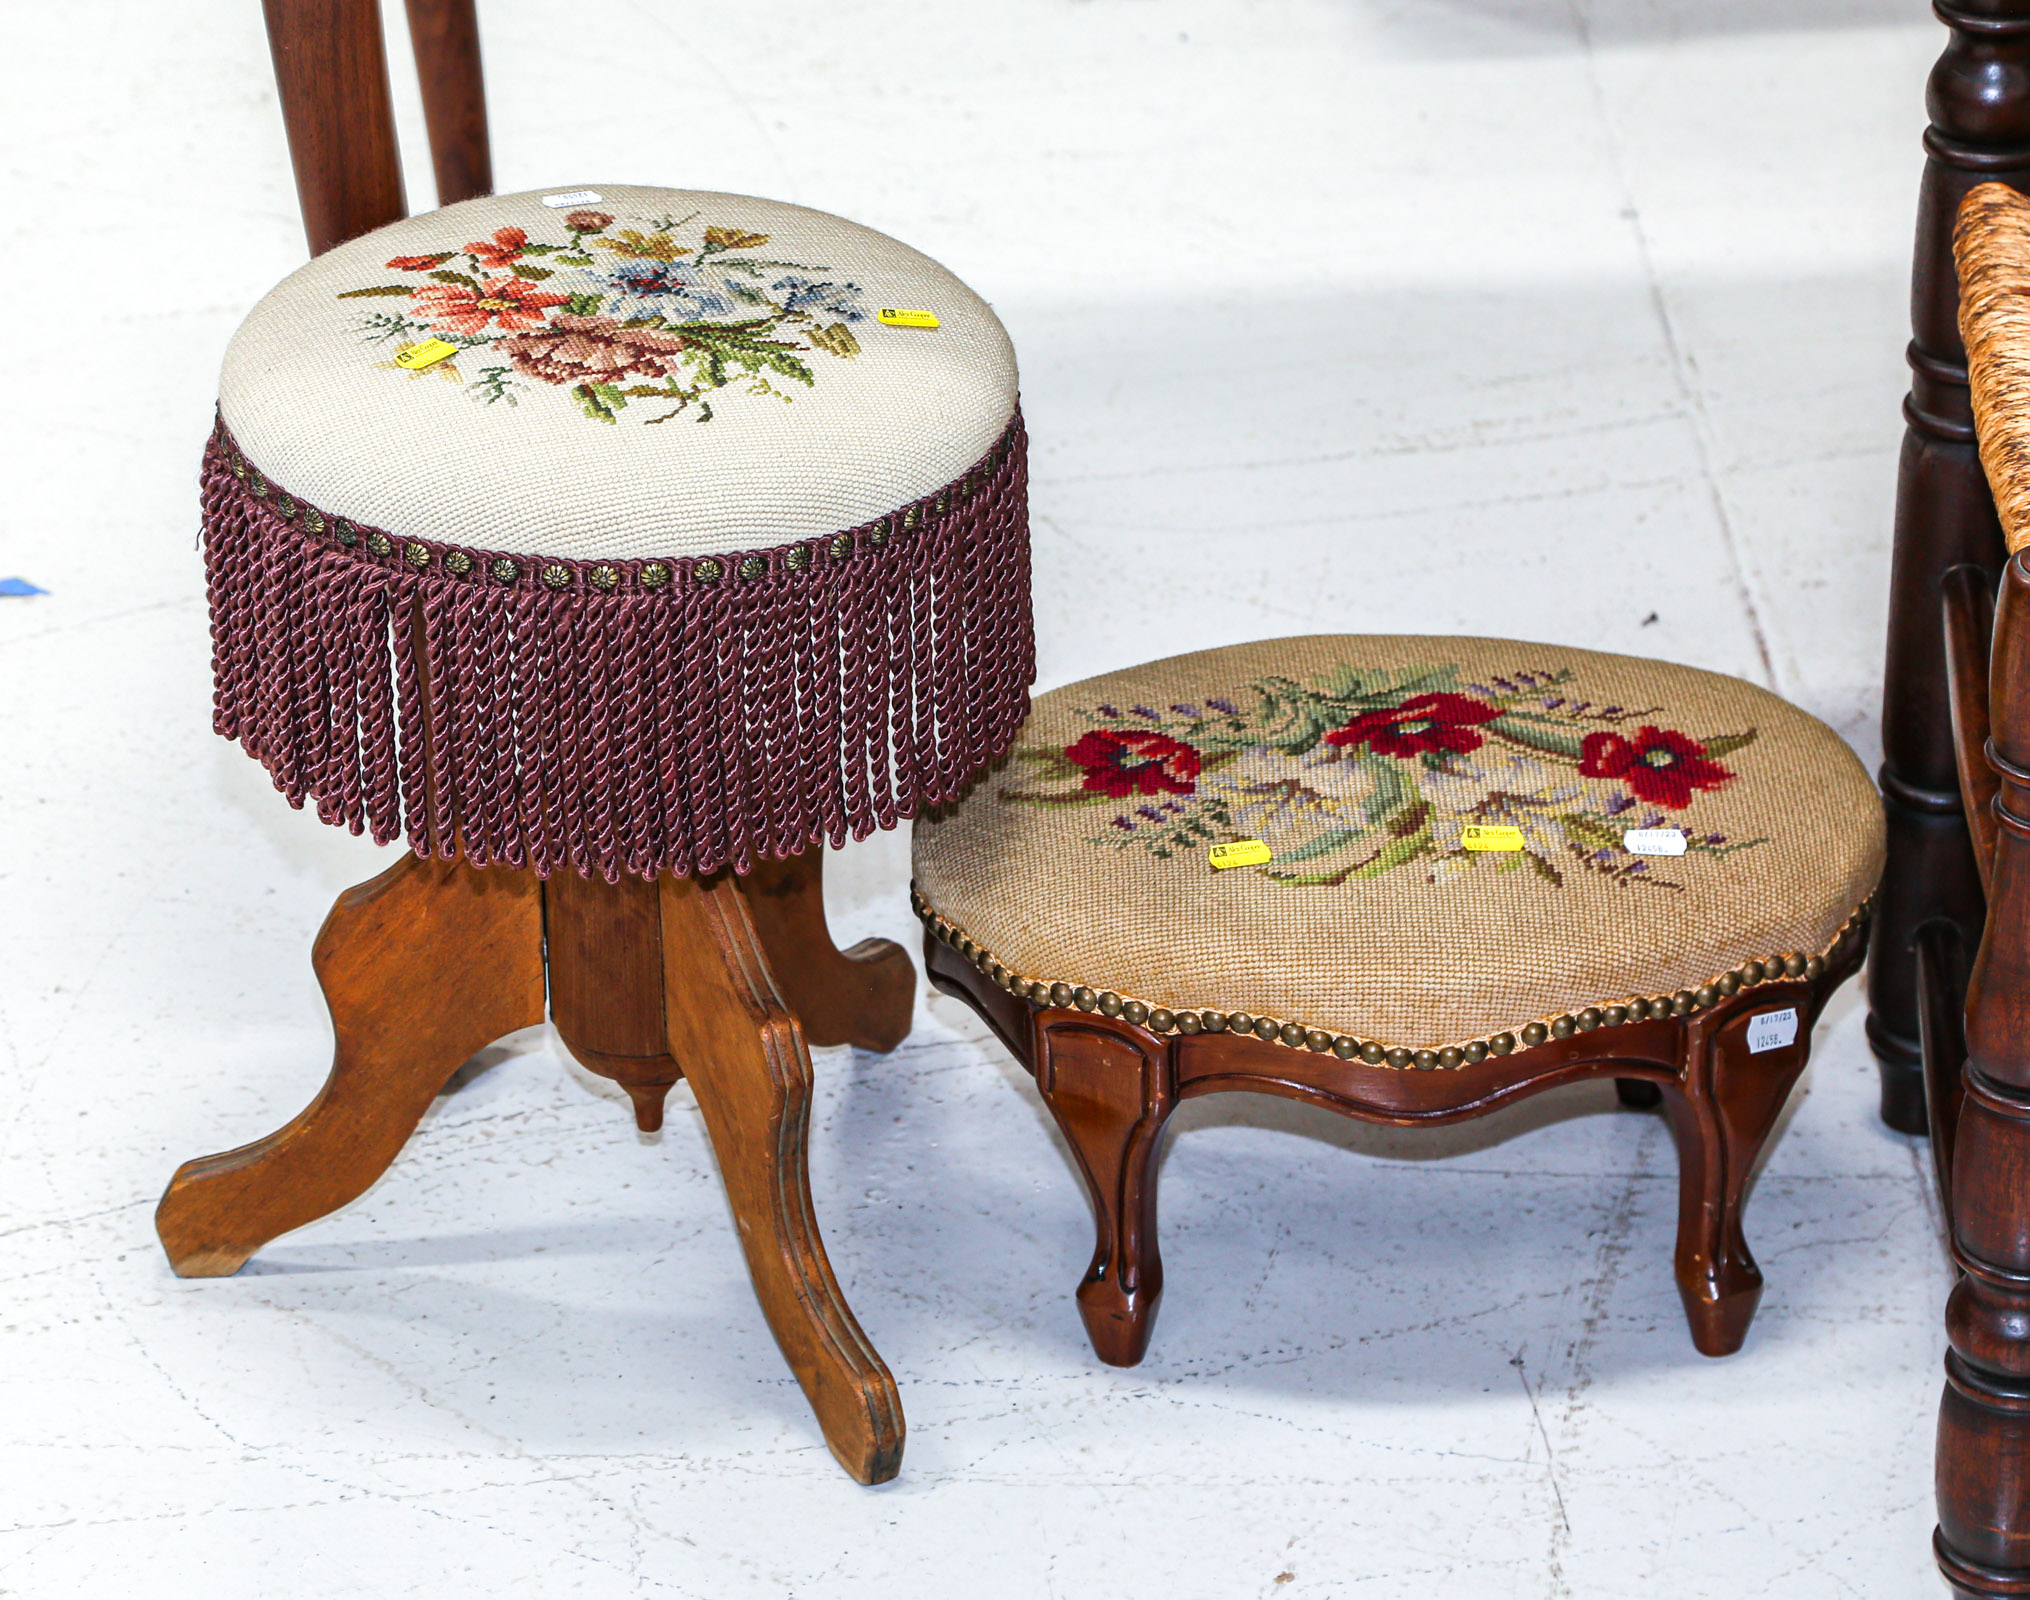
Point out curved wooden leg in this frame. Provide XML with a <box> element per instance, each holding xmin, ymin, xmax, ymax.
<box><xmin>659</xmin><ymin>871</ymin><xmax>905</xmax><ymax>1485</ymax></box>
<box><xmin>1033</xmin><ymin>1011</ymin><xmax>1177</xmax><ymax>1367</ymax></box>
<box><xmin>155</xmin><ymin>854</ymin><xmax>545</xmax><ymax>1276</ymax></box>
<box><xmin>737</xmin><ymin>846</ymin><xmax>914</xmax><ymax>1054</ymax></box>
<box><xmin>1659</xmin><ymin>1004</ymin><xmax>1812</xmax><ymax>1357</ymax></box>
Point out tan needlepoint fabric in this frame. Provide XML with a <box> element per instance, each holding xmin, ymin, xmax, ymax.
<box><xmin>1958</xmin><ymin>182</ymin><xmax>2030</xmax><ymax>555</ymax></box>
<box><xmin>218</xmin><ymin>185</ymin><xmax>1019</xmax><ymax>560</ymax></box>
<box><xmin>912</xmin><ymin>636</ymin><xmax>1883</xmax><ymax>1050</ymax></box>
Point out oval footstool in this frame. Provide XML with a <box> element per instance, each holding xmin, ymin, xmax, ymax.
<box><xmin>911</xmin><ymin>634</ymin><xmax>1882</xmax><ymax>1365</ymax></box>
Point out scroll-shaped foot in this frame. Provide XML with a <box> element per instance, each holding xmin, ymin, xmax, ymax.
<box><xmin>1035</xmin><ymin>1014</ymin><xmax>1177</xmax><ymax>1367</ymax></box>
<box><xmin>738</xmin><ymin>846</ymin><xmax>914</xmax><ymax>1054</ymax></box>
<box><xmin>155</xmin><ymin>854</ymin><xmax>546</xmax><ymax>1277</ymax></box>
<box><xmin>1661</xmin><ymin>1002</ymin><xmax>1812</xmax><ymax>1357</ymax></box>
<box><xmin>660</xmin><ymin>870</ymin><xmax>905</xmax><ymax>1485</ymax></box>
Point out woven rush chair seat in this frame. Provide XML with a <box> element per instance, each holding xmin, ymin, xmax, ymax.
<box><xmin>911</xmin><ymin>634</ymin><xmax>1882</xmax><ymax>1366</ymax></box>
<box><xmin>206</xmin><ymin>184</ymin><xmax>1030</xmax><ymax>880</ymax></box>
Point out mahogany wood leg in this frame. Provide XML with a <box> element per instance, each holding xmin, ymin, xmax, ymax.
<box><xmin>1033</xmin><ymin>1011</ymin><xmax>1177</xmax><ymax>1367</ymax></box>
<box><xmin>155</xmin><ymin>854</ymin><xmax>545</xmax><ymax>1276</ymax></box>
<box><xmin>1870</xmin><ymin>0</ymin><xmax>2030</xmax><ymax>1136</ymax></box>
<box><xmin>738</xmin><ymin>846</ymin><xmax>915</xmax><ymax>1054</ymax></box>
<box><xmin>1941</xmin><ymin>555</ymin><xmax>2030</xmax><ymax>1598</ymax></box>
<box><xmin>1658</xmin><ymin>1007</ymin><xmax>1811</xmax><ymax>1357</ymax></box>
<box><xmin>658</xmin><ymin>871</ymin><xmax>905</xmax><ymax>1485</ymax></box>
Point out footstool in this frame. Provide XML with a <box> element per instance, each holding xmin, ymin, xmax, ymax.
<box><xmin>157</xmin><ymin>184</ymin><xmax>1031</xmax><ymax>1483</ymax></box>
<box><xmin>912</xmin><ymin>635</ymin><xmax>1881</xmax><ymax>1365</ymax></box>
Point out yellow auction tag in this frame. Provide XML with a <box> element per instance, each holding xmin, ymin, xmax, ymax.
<box><xmin>877</xmin><ymin>307</ymin><xmax>940</xmax><ymax>329</ymax></box>
<box><xmin>1460</xmin><ymin>824</ymin><xmax>1525</xmax><ymax>852</ymax></box>
<box><xmin>393</xmin><ymin>337</ymin><xmax>460</xmax><ymax>370</ymax></box>
<box><xmin>1209</xmin><ymin>839</ymin><xmax>1273</xmax><ymax>870</ymax></box>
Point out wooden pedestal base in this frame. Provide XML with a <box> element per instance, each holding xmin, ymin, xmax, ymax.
<box><xmin>155</xmin><ymin>846</ymin><xmax>913</xmax><ymax>1485</ymax></box>
<box><xmin>926</xmin><ymin>926</ymin><xmax>1864</xmax><ymax>1368</ymax></box>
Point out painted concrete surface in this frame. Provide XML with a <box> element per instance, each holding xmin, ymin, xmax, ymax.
<box><xmin>2</xmin><ymin>2</ymin><xmax>1953</xmax><ymax>1594</ymax></box>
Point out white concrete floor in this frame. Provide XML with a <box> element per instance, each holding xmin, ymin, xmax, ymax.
<box><xmin>1</xmin><ymin>2</ymin><xmax>1957</xmax><ymax>1595</ymax></box>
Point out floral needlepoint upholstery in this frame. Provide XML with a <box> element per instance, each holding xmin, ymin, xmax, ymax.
<box><xmin>219</xmin><ymin>186</ymin><xmax>1018</xmax><ymax>557</ymax></box>
<box><xmin>910</xmin><ymin>635</ymin><xmax>1883</xmax><ymax>1057</ymax></box>
<box><xmin>203</xmin><ymin>187</ymin><xmax>1032</xmax><ymax>881</ymax></box>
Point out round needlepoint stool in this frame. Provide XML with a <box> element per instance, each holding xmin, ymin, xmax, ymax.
<box><xmin>912</xmin><ymin>635</ymin><xmax>1881</xmax><ymax>1366</ymax></box>
<box><xmin>156</xmin><ymin>186</ymin><xmax>1031</xmax><ymax>1484</ymax></box>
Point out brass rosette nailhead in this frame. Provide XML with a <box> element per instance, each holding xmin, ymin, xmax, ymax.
<box><xmin>589</xmin><ymin>564</ymin><xmax>619</xmax><ymax>591</ymax></box>
<box><xmin>869</xmin><ymin>524</ymin><xmax>891</xmax><ymax>548</ymax></box>
<box><xmin>443</xmin><ymin>550</ymin><xmax>473</xmax><ymax>576</ymax></box>
<box><xmin>640</xmin><ymin>561</ymin><xmax>671</xmax><ymax>589</ymax></box>
<box><xmin>905</xmin><ymin>889</ymin><xmax>1873</xmax><ymax>1071</ymax></box>
<box><xmin>785</xmin><ymin>545</ymin><xmax>813</xmax><ymax>572</ymax></box>
<box><xmin>694</xmin><ymin>557</ymin><xmax>724</xmax><ymax>584</ymax></box>
<box><xmin>828</xmin><ymin>533</ymin><xmax>854</xmax><ymax>561</ymax></box>
<box><xmin>541</xmin><ymin>563</ymin><xmax>573</xmax><ymax>590</ymax></box>
<box><xmin>365</xmin><ymin>532</ymin><xmax>392</xmax><ymax>557</ymax></box>
<box><xmin>490</xmin><ymin>557</ymin><xmax>520</xmax><ymax>585</ymax></box>
<box><xmin>738</xmin><ymin>555</ymin><xmax>767</xmax><ymax>581</ymax></box>
<box><xmin>405</xmin><ymin>542</ymin><xmax>432</xmax><ymax>569</ymax></box>
<box><xmin>334</xmin><ymin>519</ymin><xmax>359</xmax><ymax>547</ymax></box>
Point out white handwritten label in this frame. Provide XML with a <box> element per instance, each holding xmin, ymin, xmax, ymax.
<box><xmin>1623</xmin><ymin>827</ymin><xmax>1688</xmax><ymax>857</ymax></box>
<box><xmin>541</xmin><ymin>189</ymin><xmax>604</xmax><ymax>207</ymax></box>
<box><xmin>1745</xmin><ymin>1008</ymin><xmax>1799</xmax><ymax>1054</ymax></box>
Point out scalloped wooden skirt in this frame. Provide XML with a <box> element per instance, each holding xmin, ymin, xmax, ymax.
<box><xmin>199</xmin><ymin>414</ymin><xmax>1033</xmax><ymax>881</ymax></box>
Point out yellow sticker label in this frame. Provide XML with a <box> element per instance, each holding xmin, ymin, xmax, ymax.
<box><xmin>393</xmin><ymin>337</ymin><xmax>460</xmax><ymax>370</ymax></box>
<box><xmin>1209</xmin><ymin>839</ymin><xmax>1273</xmax><ymax>870</ymax></box>
<box><xmin>877</xmin><ymin>307</ymin><xmax>940</xmax><ymax>329</ymax></box>
<box><xmin>1460</xmin><ymin>824</ymin><xmax>1525</xmax><ymax>852</ymax></box>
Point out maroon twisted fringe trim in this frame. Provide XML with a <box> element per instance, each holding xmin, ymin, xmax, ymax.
<box><xmin>200</xmin><ymin>413</ymin><xmax>1033</xmax><ymax>881</ymax></box>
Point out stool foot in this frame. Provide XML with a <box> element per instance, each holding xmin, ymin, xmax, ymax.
<box><xmin>660</xmin><ymin>870</ymin><xmax>905</xmax><ymax>1485</ymax></box>
<box><xmin>155</xmin><ymin>855</ymin><xmax>545</xmax><ymax>1276</ymax></box>
<box><xmin>739</xmin><ymin>846</ymin><xmax>915</xmax><ymax>1054</ymax></box>
<box><xmin>1035</xmin><ymin>1014</ymin><xmax>1176</xmax><ymax>1367</ymax></box>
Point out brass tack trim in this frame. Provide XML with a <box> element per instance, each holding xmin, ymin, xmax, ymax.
<box><xmin>444</xmin><ymin>550</ymin><xmax>472</xmax><ymax>575</ymax></box>
<box><xmin>640</xmin><ymin>561</ymin><xmax>671</xmax><ymax>589</ymax></box>
<box><xmin>693</xmin><ymin>557</ymin><xmax>724</xmax><ymax>583</ymax></box>
<box><xmin>738</xmin><ymin>555</ymin><xmax>767</xmax><ymax>580</ymax></box>
<box><xmin>365</xmin><ymin>532</ymin><xmax>392</xmax><ymax>557</ymax></box>
<box><xmin>910</xmin><ymin>891</ymin><xmax>1873</xmax><ymax>1071</ymax></box>
<box><xmin>405</xmin><ymin>542</ymin><xmax>432</xmax><ymax>568</ymax></box>
<box><xmin>589</xmin><ymin>564</ymin><xmax>619</xmax><ymax>591</ymax></box>
<box><xmin>490</xmin><ymin>557</ymin><xmax>520</xmax><ymax>585</ymax></box>
<box><xmin>541</xmin><ymin>563</ymin><xmax>572</xmax><ymax>590</ymax></box>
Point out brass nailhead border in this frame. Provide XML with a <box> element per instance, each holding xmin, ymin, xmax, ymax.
<box><xmin>909</xmin><ymin>886</ymin><xmax>1872</xmax><ymax>1071</ymax></box>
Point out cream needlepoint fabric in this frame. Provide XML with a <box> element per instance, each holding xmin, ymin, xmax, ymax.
<box><xmin>218</xmin><ymin>185</ymin><xmax>1019</xmax><ymax>560</ymax></box>
<box><xmin>911</xmin><ymin>635</ymin><xmax>1884</xmax><ymax>1050</ymax></box>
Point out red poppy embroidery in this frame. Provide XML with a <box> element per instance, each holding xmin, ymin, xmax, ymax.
<box><xmin>1065</xmin><ymin>730</ymin><xmax>1202</xmax><ymax>799</ymax></box>
<box><xmin>411</xmin><ymin>273</ymin><xmax>570</xmax><ymax>337</ymax></box>
<box><xmin>387</xmin><ymin>251</ymin><xmax>455</xmax><ymax>272</ymax></box>
<box><xmin>465</xmin><ymin>226</ymin><xmax>530</xmax><ymax>269</ymax></box>
<box><xmin>1324</xmin><ymin>692</ymin><xmax>1503</xmax><ymax>759</ymax></box>
<box><xmin>1579</xmin><ymin>726</ymin><xmax>1734</xmax><ymax>809</ymax></box>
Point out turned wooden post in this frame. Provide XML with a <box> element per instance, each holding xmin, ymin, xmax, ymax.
<box><xmin>1941</xmin><ymin>554</ymin><xmax>2030</xmax><ymax>1598</ymax></box>
<box><xmin>1871</xmin><ymin>0</ymin><xmax>2030</xmax><ymax>1134</ymax></box>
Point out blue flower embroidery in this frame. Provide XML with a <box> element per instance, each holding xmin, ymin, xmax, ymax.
<box><xmin>771</xmin><ymin>275</ymin><xmax>867</xmax><ymax>321</ymax></box>
<box><xmin>603</xmin><ymin>259</ymin><xmax>736</xmax><ymax>321</ymax></box>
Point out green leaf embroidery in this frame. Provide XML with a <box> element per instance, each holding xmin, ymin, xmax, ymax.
<box><xmin>573</xmin><ymin>382</ymin><xmax>628</xmax><ymax>424</ymax></box>
<box><xmin>429</xmin><ymin>269</ymin><xmax>481</xmax><ymax>289</ymax></box>
<box><xmin>1698</xmin><ymin>729</ymin><xmax>1758</xmax><ymax>759</ymax></box>
<box><xmin>564</xmin><ymin>292</ymin><xmax>605</xmax><ymax>316</ymax></box>
<box><xmin>337</xmin><ymin>285</ymin><xmax>417</xmax><ymax>299</ymax></box>
<box><xmin>510</xmin><ymin>264</ymin><xmax>555</xmax><ymax>281</ymax></box>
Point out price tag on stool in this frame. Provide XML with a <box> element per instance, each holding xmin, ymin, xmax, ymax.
<box><xmin>1746</xmin><ymin>1008</ymin><xmax>1799</xmax><ymax>1054</ymax></box>
<box><xmin>878</xmin><ymin>307</ymin><xmax>940</xmax><ymax>329</ymax></box>
<box><xmin>1622</xmin><ymin>827</ymin><xmax>1687</xmax><ymax>857</ymax></box>
<box><xmin>1461</xmin><ymin>824</ymin><xmax>1524</xmax><ymax>852</ymax></box>
<box><xmin>393</xmin><ymin>337</ymin><xmax>460</xmax><ymax>371</ymax></box>
<box><xmin>1208</xmin><ymin>839</ymin><xmax>1272</xmax><ymax>870</ymax></box>
<box><xmin>541</xmin><ymin>189</ymin><xmax>604</xmax><ymax>207</ymax></box>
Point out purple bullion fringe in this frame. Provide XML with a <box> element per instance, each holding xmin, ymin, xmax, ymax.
<box><xmin>200</xmin><ymin>414</ymin><xmax>1033</xmax><ymax>881</ymax></box>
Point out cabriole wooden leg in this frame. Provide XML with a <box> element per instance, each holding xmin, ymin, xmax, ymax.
<box><xmin>154</xmin><ymin>854</ymin><xmax>546</xmax><ymax>1276</ymax></box>
<box><xmin>738</xmin><ymin>845</ymin><xmax>915</xmax><ymax>1054</ymax></box>
<box><xmin>1658</xmin><ymin>1004</ymin><xmax>1812</xmax><ymax>1357</ymax></box>
<box><xmin>1033</xmin><ymin>1013</ymin><xmax>1177</xmax><ymax>1367</ymax></box>
<box><xmin>658</xmin><ymin>870</ymin><xmax>905</xmax><ymax>1486</ymax></box>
